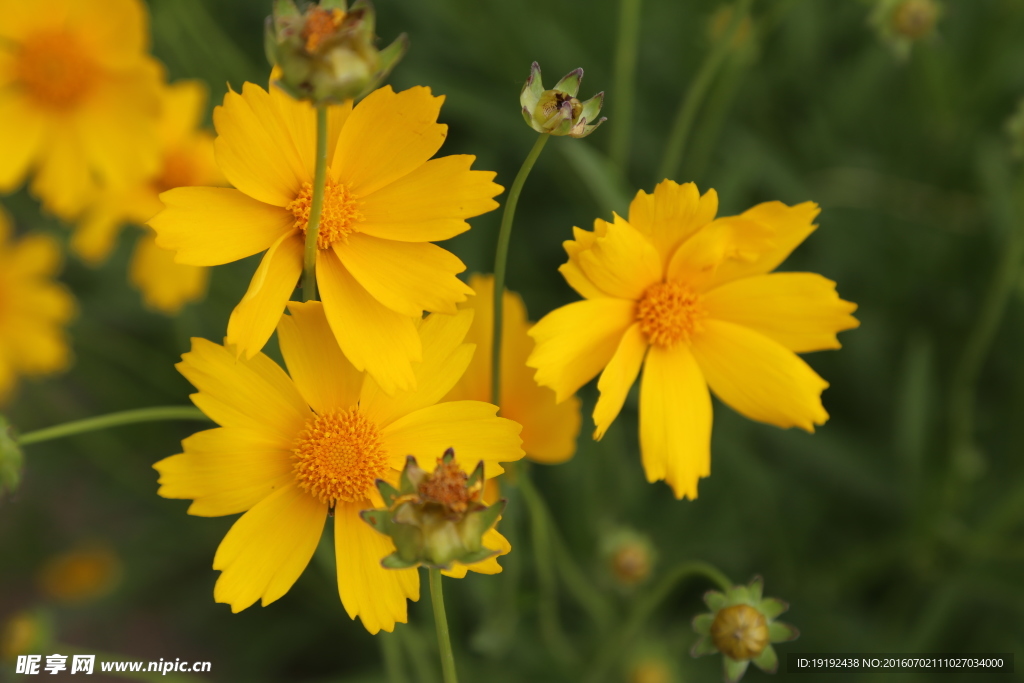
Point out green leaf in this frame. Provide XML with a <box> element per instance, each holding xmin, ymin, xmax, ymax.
<box><xmin>768</xmin><ymin>621</ymin><xmax>799</xmax><ymax>643</ymax></box>
<box><xmin>723</xmin><ymin>656</ymin><xmax>750</xmax><ymax>683</ymax></box>
<box><xmin>690</xmin><ymin>635</ymin><xmax>717</xmax><ymax>657</ymax></box>
<box><xmin>704</xmin><ymin>590</ymin><xmax>728</xmax><ymax>612</ymax></box>
<box><xmin>692</xmin><ymin>612</ymin><xmax>714</xmax><ymax>636</ymax></box>
<box><xmin>761</xmin><ymin>597</ymin><xmax>789</xmax><ymax>619</ymax></box>
<box><xmin>753</xmin><ymin>645</ymin><xmax>778</xmax><ymax>674</ymax></box>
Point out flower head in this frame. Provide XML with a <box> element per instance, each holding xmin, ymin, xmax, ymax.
<box><xmin>0</xmin><ymin>0</ymin><xmax>162</xmax><ymax>219</ymax></box>
<box><xmin>154</xmin><ymin>302</ymin><xmax>522</xmax><ymax>633</ymax></box>
<box><xmin>691</xmin><ymin>577</ymin><xmax>799</xmax><ymax>683</ymax></box>
<box><xmin>520</xmin><ymin>62</ymin><xmax>605</xmax><ymax>138</ymax></box>
<box><xmin>528</xmin><ymin>180</ymin><xmax>859</xmax><ymax>499</ymax></box>
<box><xmin>601</xmin><ymin>527</ymin><xmax>656</xmax><ymax>588</ymax></box>
<box><xmin>150</xmin><ymin>80</ymin><xmax>503</xmax><ymax>394</ymax></box>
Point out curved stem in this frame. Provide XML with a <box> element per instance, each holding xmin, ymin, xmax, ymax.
<box><xmin>656</xmin><ymin>0</ymin><xmax>753</xmax><ymax>182</ymax></box>
<box><xmin>491</xmin><ymin>133</ymin><xmax>550</xmax><ymax>407</ymax></box>
<box><xmin>429</xmin><ymin>568</ymin><xmax>458</xmax><ymax>683</ymax></box>
<box><xmin>17</xmin><ymin>407</ymin><xmax>211</xmax><ymax>446</ymax></box>
<box><xmin>609</xmin><ymin>0</ymin><xmax>643</xmax><ymax>170</ymax></box>
<box><xmin>585</xmin><ymin>561</ymin><xmax>732</xmax><ymax>683</ymax></box>
<box><xmin>302</xmin><ymin>104</ymin><xmax>330</xmax><ymax>302</ymax></box>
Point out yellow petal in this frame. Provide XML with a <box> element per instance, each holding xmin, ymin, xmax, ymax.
<box><xmin>381</xmin><ymin>401</ymin><xmax>524</xmax><ymax>475</ymax></box>
<box><xmin>690</xmin><ymin>319</ymin><xmax>829</xmax><ymax>431</ymax></box>
<box><xmin>8</xmin><ymin>233</ymin><xmax>62</xmax><ymax>278</ymax></box>
<box><xmin>360</xmin><ymin>310</ymin><xmax>475</xmax><ymax>427</ymax></box>
<box><xmin>593</xmin><ymin>323</ymin><xmax>648</xmax><ymax>439</ymax></box>
<box><xmin>578</xmin><ymin>214</ymin><xmax>662</xmax><ymax>300</ymax></box>
<box><xmin>268</xmin><ymin>82</ymin><xmax>352</xmax><ymax>174</ymax></box>
<box><xmin>177</xmin><ymin>337</ymin><xmax>310</xmax><ymax>447</ymax></box>
<box><xmin>334</xmin><ymin>500</ymin><xmax>419</xmax><ymax>634</ymax></box>
<box><xmin>158</xmin><ymin>80</ymin><xmax>206</xmax><ymax>147</ymax></box>
<box><xmin>71</xmin><ymin>196</ymin><xmax>127</xmax><ymax>265</ymax></box>
<box><xmin>153</xmin><ymin>427</ymin><xmax>294</xmax><ymax>516</ymax></box>
<box><xmin>628</xmin><ymin>180</ymin><xmax>719</xmax><ymax>264</ymax></box>
<box><xmin>332</xmin><ymin>86</ymin><xmax>447</xmax><ymax>197</ymax></box>
<box><xmin>639</xmin><ymin>344</ymin><xmax>711</xmax><ymax>500</ymax></box>
<box><xmin>559</xmin><ymin>225</ymin><xmax>607</xmax><ymax>300</ymax></box>
<box><xmin>213</xmin><ymin>483</ymin><xmax>326</xmax><ymax>611</ymax></box>
<box><xmin>278</xmin><ymin>301</ymin><xmax>363</xmax><ymax>414</ymax></box>
<box><xmin>703</xmin><ymin>272</ymin><xmax>859</xmax><ymax>353</ymax></box>
<box><xmin>442</xmin><ymin>527</ymin><xmax>511</xmax><ymax>578</ymax></box>
<box><xmin>225</xmin><ymin>232</ymin><xmax>303</xmax><ymax>359</ymax></box>
<box><xmin>30</xmin><ymin>125</ymin><xmax>97</xmax><ymax>220</ymax></box>
<box><xmin>528</xmin><ymin>298</ymin><xmax>635</xmax><ymax>403</ymax></box>
<box><xmin>666</xmin><ymin>216</ymin><xmax>774</xmax><ymax>291</ymax></box>
<box><xmin>129</xmin><ymin>231</ymin><xmax>209</xmax><ymax>315</ymax></box>
<box><xmin>73</xmin><ymin>0</ymin><xmax>150</xmax><ymax>68</ymax></box>
<box><xmin>151</xmin><ymin>187</ymin><xmax>292</xmax><ymax>266</ymax></box>
<box><xmin>335</xmin><ymin>235</ymin><xmax>472</xmax><ymax>317</ymax></box>
<box><xmin>0</xmin><ymin>92</ymin><xmax>46</xmax><ymax>192</ymax></box>
<box><xmin>358</xmin><ymin>155</ymin><xmax>502</xmax><ymax>242</ymax></box>
<box><xmin>316</xmin><ymin>249</ymin><xmax>421</xmax><ymax>395</ymax></box>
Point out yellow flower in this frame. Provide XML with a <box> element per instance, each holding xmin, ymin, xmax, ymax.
<box><xmin>73</xmin><ymin>80</ymin><xmax>224</xmax><ymax>314</ymax></box>
<box><xmin>443</xmin><ymin>274</ymin><xmax>581</xmax><ymax>464</ymax></box>
<box><xmin>528</xmin><ymin>180</ymin><xmax>859</xmax><ymax>499</ymax></box>
<box><xmin>154</xmin><ymin>302</ymin><xmax>523</xmax><ymax>633</ymax></box>
<box><xmin>0</xmin><ymin>0</ymin><xmax>162</xmax><ymax>219</ymax></box>
<box><xmin>0</xmin><ymin>207</ymin><xmax>75</xmax><ymax>404</ymax></box>
<box><xmin>150</xmin><ymin>80</ymin><xmax>503</xmax><ymax>394</ymax></box>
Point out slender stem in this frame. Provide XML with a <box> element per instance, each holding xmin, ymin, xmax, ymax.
<box><xmin>492</xmin><ymin>133</ymin><xmax>550</xmax><ymax>407</ymax></box>
<box><xmin>609</xmin><ymin>0</ymin><xmax>643</xmax><ymax>170</ymax></box>
<box><xmin>303</xmin><ymin>105</ymin><xmax>330</xmax><ymax>302</ymax></box>
<box><xmin>380</xmin><ymin>631</ymin><xmax>409</xmax><ymax>683</ymax></box>
<box><xmin>656</xmin><ymin>0</ymin><xmax>753</xmax><ymax>182</ymax></box>
<box><xmin>428</xmin><ymin>568</ymin><xmax>458</xmax><ymax>683</ymax></box>
<box><xmin>585</xmin><ymin>561</ymin><xmax>732</xmax><ymax>683</ymax></box>
<box><xmin>17</xmin><ymin>407</ymin><xmax>211</xmax><ymax>446</ymax></box>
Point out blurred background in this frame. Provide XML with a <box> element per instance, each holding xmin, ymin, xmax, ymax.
<box><xmin>3</xmin><ymin>0</ymin><xmax>1024</xmax><ymax>681</ymax></box>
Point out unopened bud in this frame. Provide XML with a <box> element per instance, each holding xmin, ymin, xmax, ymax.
<box><xmin>0</xmin><ymin>416</ymin><xmax>23</xmax><ymax>499</ymax></box>
<box><xmin>602</xmin><ymin>527</ymin><xmax>655</xmax><ymax>587</ymax></box>
<box><xmin>520</xmin><ymin>62</ymin><xmax>605</xmax><ymax>138</ymax></box>
<box><xmin>870</xmin><ymin>0</ymin><xmax>942</xmax><ymax>60</ymax></box>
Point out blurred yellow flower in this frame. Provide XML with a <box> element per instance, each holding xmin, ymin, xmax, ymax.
<box><xmin>155</xmin><ymin>302</ymin><xmax>522</xmax><ymax>633</ymax></box>
<box><xmin>0</xmin><ymin>0</ymin><xmax>162</xmax><ymax>219</ymax></box>
<box><xmin>150</xmin><ymin>81</ymin><xmax>502</xmax><ymax>393</ymax></box>
<box><xmin>38</xmin><ymin>545</ymin><xmax>122</xmax><ymax>604</ymax></box>
<box><xmin>73</xmin><ymin>80</ymin><xmax>224</xmax><ymax>314</ymax></box>
<box><xmin>528</xmin><ymin>180</ymin><xmax>859</xmax><ymax>499</ymax></box>
<box><xmin>0</xmin><ymin>208</ymin><xmax>75</xmax><ymax>404</ymax></box>
<box><xmin>443</xmin><ymin>274</ymin><xmax>580</xmax><ymax>464</ymax></box>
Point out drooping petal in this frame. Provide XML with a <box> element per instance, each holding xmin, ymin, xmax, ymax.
<box><xmin>528</xmin><ymin>298</ymin><xmax>636</xmax><ymax>403</ymax></box>
<box><xmin>154</xmin><ymin>427</ymin><xmax>294</xmax><ymax>517</ymax></box>
<box><xmin>212</xmin><ymin>483</ymin><xmax>326</xmax><ymax>611</ymax></box>
<box><xmin>627</xmin><ymin>180</ymin><xmax>719</xmax><ymax>263</ymax></box>
<box><xmin>334</xmin><ymin>500</ymin><xmax>419</xmax><ymax>634</ymax></box>
<box><xmin>690</xmin><ymin>319</ymin><xmax>829</xmax><ymax>431</ymax></box>
<box><xmin>129</xmin><ymin>230</ymin><xmax>209</xmax><ymax>315</ymax></box>
<box><xmin>639</xmin><ymin>344</ymin><xmax>712</xmax><ymax>500</ymax></box>
<box><xmin>577</xmin><ymin>214</ymin><xmax>662</xmax><ymax>300</ymax></box>
<box><xmin>278</xmin><ymin>301</ymin><xmax>363</xmax><ymax>414</ymax></box>
<box><xmin>150</xmin><ymin>187</ymin><xmax>292</xmax><ymax>266</ymax></box>
<box><xmin>703</xmin><ymin>272</ymin><xmax>859</xmax><ymax>353</ymax></box>
<box><xmin>592</xmin><ymin>323</ymin><xmax>648</xmax><ymax>439</ymax></box>
<box><xmin>225</xmin><ymin>231</ymin><xmax>303</xmax><ymax>359</ymax></box>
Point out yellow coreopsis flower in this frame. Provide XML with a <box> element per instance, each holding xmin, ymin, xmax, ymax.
<box><xmin>443</xmin><ymin>274</ymin><xmax>581</xmax><ymax>464</ymax></box>
<box><xmin>154</xmin><ymin>302</ymin><xmax>523</xmax><ymax>633</ymax></box>
<box><xmin>0</xmin><ymin>207</ymin><xmax>75</xmax><ymax>404</ymax></box>
<box><xmin>0</xmin><ymin>0</ymin><xmax>162</xmax><ymax>219</ymax></box>
<box><xmin>150</xmin><ymin>80</ymin><xmax>503</xmax><ymax>394</ymax></box>
<box><xmin>528</xmin><ymin>180</ymin><xmax>859</xmax><ymax>499</ymax></box>
<box><xmin>73</xmin><ymin>80</ymin><xmax>225</xmax><ymax>314</ymax></box>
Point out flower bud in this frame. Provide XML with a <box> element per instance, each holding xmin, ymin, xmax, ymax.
<box><xmin>870</xmin><ymin>0</ymin><xmax>942</xmax><ymax>60</ymax></box>
<box><xmin>520</xmin><ymin>62</ymin><xmax>605</xmax><ymax>138</ymax></box>
<box><xmin>0</xmin><ymin>416</ymin><xmax>23</xmax><ymax>499</ymax></box>
<box><xmin>361</xmin><ymin>448</ymin><xmax>506</xmax><ymax>570</ymax></box>
<box><xmin>601</xmin><ymin>527</ymin><xmax>656</xmax><ymax>588</ymax></box>
<box><xmin>265</xmin><ymin>0</ymin><xmax>408</xmax><ymax>104</ymax></box>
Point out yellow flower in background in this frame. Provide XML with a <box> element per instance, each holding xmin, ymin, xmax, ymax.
<box><xmin>444</xmin><ymin>274</ymin><xmax>580</xmax><ymax>464</ymax></box>
<box><xmin>155</xmin><ymin>302</ymin><xmax>522</xmax><ymax>633</ymax></box>
<box><xmin>74</xmin><ymin>80</ymin><xmax>225</xmax><ymax>314</ymax></box>
<box><xmin>0</xmin><ymin>0</ymin><xmax>162</xmax><ymax>219</ymax></box>
<box><xmin>150</xmin><ymin>80</ymin><xmax>503</xmax><ymax>394</ymax></box>
<box><xmin>0</xmin><ymin>208</ymin><xmax>75</xmax><ymax>404</ymax></box>
<box><xmin>38</xmin><ymin>545</ymin><xmax>122</xmax><ymax>604</ymax></box>
<box><xmin>528</xmin><ymin>180</ymin><xmax>859</xmax><ymax>499</ymax></box>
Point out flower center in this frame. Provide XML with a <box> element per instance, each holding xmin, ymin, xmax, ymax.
<box><xmin>301</xmin><ymin>7</ymin><xmax>345</xmax><ymax>53</ymax></box>
<box><xmin>287</xmin><ymin>176</ymin><xmax>363</xmax><ymax>249</ymax></box>
<box><xmin>417</xmin><ymin>457</ymin><xmax>474</xmax><ymax>516</ymax></box>
<box><xmin>636</xmin><ymin>281</ymin><xmax>705</xmax><ymax>347</ymax></box>
<box><xmin>14</xmin><ymin>30</ymin><xmax>99</xmax><ymax>110</ymax></box>
<box><xmin>710</xmin><ymin>604</ymin><xmax>769</xmax><ymax>661</ymax></box>
<box><xmin>292</xmin><ymin>408</ymin><xmax>388</xmax><ymax>505</ymax></box>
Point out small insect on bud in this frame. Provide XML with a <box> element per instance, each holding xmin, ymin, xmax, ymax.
<box><xmin>691</xmin><ymin>576</ymin><xmax>799</xmax><ymax>683</ymax></box>
<box><xmin>265</xmin><ymin>0</ymin><xmax>408</xmax><ymax>104</ymax></box>
<box><xmin>361</xmin><ymin>448</ymin><xmax>506</xmax><ymax>570</ymax></box>
<box><xmin>601</xmin><ymin>527</ymin><xmax>656</xmax><ymax>588</ymax></box>
<box><xmin>520</xmin><ymin>62</ymin><xmax>606</xmax><ymax>138</ymax></box>
<box><xmin>0</xmin><ymin>416</ymin><xmax>23</xmax><ymax>499</ymax></box>
<box><xmin>870</xmin><ymin>0</ymin><xmax>942</xmax><ymax>60</ymax></box>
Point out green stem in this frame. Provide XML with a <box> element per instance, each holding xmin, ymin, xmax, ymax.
<box><xmin>380</xmin><ymin>631</ymin><xmax>409</xmax><ymax>683</ymax></box>
<box><xmin>429</xmin><ymin>568</ymin><xmax>458</xmax><ymax>683</ymax></box>
<box><xmin>656</xmin><ymin>0</ymin><xmax>753</xmax><ymax>182</ymax></box>
<box><xmin>492</xmin><ymin>133</ymin><xmax>550</xmax><ymax>407</ymax></box>
<box><xmin>303</xmin><ymin>105</ymin><xmax>330</xmax><ymax>302</ymax></box>
<box><xmin>17</xmin><ymin>407</ymin><xmax>211</xmax><ymax>446</ymax></box>
<box><xmin>585</xmin><ymin>561</ymin><xmax>731</xmax><ymax>683</ymax></box>
<box><xmin>609</xmin><ymin>0</ymin><xmax>643</xmax><ymax>170</ymax></box>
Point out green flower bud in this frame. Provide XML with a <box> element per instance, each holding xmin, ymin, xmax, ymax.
<box><xmin>870</xmin><ymin>0</ymin><xmax>942</xmax><ymax>60</ymax></box>
<box><xmin>601</xmin><ymin>527</ymin><xmax>656</xmax><ymax>588</ymax></box>
<box><xmin>520</xmin><ymin>62</ymin><xmax>606</xmax><ymax>138</ymax></box>
<box><xmin>691</xmin><ymin>576</ymin><xmax>799</xmax><ymax>683</ymax></box>
<box><xmin>265</xmin><ymin>0</ymin><xmax>408</xmax><ymax>104</ymax></box>
<box><xmin>0</xmin><ymin>416</ymin><xmax>23</xmax><ymax>499</ymax></box>
<box><xmin>361</xmin><ymin>448</ymin><xmax>506</xmax><ymax>571</ymax></box>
